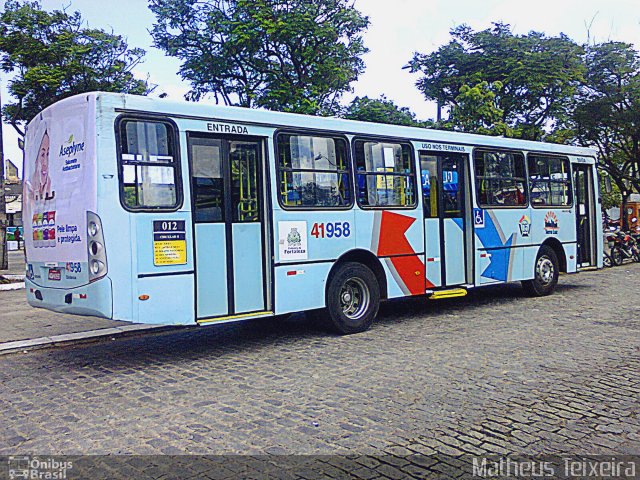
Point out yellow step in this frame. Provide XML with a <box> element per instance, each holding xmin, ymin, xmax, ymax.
<box><xmin>197</xmin><ymin>310</ymin><xmax>273</xmax><ymax>325</ymax></box>
<box><xmin>429</xmin><ymin>288</ymin><xmax>468</xmax><ymax>300</ymax></box>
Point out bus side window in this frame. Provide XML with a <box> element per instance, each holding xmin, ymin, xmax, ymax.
<box><xmin>119</xmin><ymin>119</ymin><xmax>180</xmax><ymax>210</ymax></box>
<box><xmin>474</xmin><ymin>150</ymin><xmax>527</xmax><ymax>208</ymax></box>
<box><xmin>354</xmin><ymin>140</ymin><xmax>416</xmax><ymax>208</ymax></box>
<box><xmin>276</xmin><ymin>133</ymin><xmax>352</xmax><ymax>209</ymax></box>
<box><xmin>527</xmin><ymin>155</ymin><xmax>572</xmax><ymax>208</ymax></box>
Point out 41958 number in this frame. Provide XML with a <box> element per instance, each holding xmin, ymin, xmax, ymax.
<box><xmin>310</xmin><ymin>222</ymin><xmax>351</xmax><ymax>239</ymax></box>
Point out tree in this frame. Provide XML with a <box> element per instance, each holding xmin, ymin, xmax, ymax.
<box><xmin>0</xmin><ymin>0</ymin><xmax>149</xmax><ymax>270</ymax></box>
<box><xmin>443</xmin><ymin>81</ymin><xmax>512</xmax><ymax>136</ymax></box>
<box><xmin>572</xmin><ymin>42</ymin><xmax>640</xmax><ymax>229</ymax></box>
<box><xmin>0</xmin><ymin>0</ymin><xmax>149</xmax><ymax>137</ymax></box>
<box><xmin>342</xmin><ymin>95</ymin><xmax>433</xmax><ymax>127</ymax></box>
<box><xmin>406</xmin><ymin>23</ymin><xmax>585</xmax><ymax>140</ymax></box>
<box><xmin>149</xmin><ymin>0</ymin><xmax>369</xmax><ymax>115</ymax></box>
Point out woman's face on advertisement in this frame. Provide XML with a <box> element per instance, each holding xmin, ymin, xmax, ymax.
<box><xmin>39</xmin><ymin>132</ymin><xmax>50</xmax><ymax>181</ymax></box>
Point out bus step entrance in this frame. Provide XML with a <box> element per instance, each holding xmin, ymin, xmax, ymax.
<box><xmin>428</xmin><ymin>288</ymin><xmax>468</xmax><ymax>300</ymax></box>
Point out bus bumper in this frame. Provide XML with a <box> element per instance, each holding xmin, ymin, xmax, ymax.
<box><xmin>25</xmin><ymin>277</ymin><xmax>113</xmax><ymax>319</ymax></box>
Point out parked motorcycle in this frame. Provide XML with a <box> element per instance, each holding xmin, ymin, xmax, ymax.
<box><xmin>609</xmin><ymin>230</ymin><xmax>640</xmax><ymax>266</ymax></box>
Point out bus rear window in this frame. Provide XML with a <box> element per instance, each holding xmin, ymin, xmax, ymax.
<box><xmin>118</xmin><ymin>119</ymin><xmax>181</xmax><ymax>210</ymax></box>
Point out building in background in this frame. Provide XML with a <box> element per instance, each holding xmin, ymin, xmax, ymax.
<box><xmin>622</xmin><ymin>193</ymin><xmax>640</xmax><ymax>232</ymax></box>
<box><xmin>4</xmin><ymin>159</ymin><xmax>22</xmax><ymax>250</ymax></box>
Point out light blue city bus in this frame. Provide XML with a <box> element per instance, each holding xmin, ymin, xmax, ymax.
<box><xmin>23</xmin><ymin>92</ymin><xmax>602</xmax><ymax>334</ymax></box>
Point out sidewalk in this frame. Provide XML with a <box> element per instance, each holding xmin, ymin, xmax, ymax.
<box><xmin>0</xmin><ymin>250</ymin><xmax>183</xmax><ymax>353</ymax></box>
<box><xmin>3</xmin><ymin>249</ymin><xmax>26</xmax><ymax>276</ymax></box>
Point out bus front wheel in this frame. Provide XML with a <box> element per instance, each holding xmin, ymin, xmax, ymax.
<box><xmin>522</xmin><ymin>245</ymin><xmax>559</xmax><ymax>297</ymax></box>
<box><xmin>326</xmin><ymin>262</ymin><xmax>380</xmax><ymax>335</ymax></box>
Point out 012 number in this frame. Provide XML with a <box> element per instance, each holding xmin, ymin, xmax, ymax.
<box><xmin>310</xmin><ymin>222</ymin><xmax>351</xmax><ymax>239</ymax></box>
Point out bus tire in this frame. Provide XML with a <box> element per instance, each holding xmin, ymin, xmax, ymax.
<box><xmin>522</xmin><ymin>245</ymin><xmax>559</xmax><ymax>297</ymax></box>
<box><xmin>326</xmin><ymin>262</ymin><xmax>380</xmax><ymax>335</ymax></box>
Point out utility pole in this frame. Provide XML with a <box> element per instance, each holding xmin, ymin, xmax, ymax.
<box><xmin>0</xmin><ymin>86</ymin><xmax>8</xmax><ymax>270</ymax></box>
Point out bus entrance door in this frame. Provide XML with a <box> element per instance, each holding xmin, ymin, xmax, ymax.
<box><xmin>420</xmin><ymin>151</ymin><xmax>470</xmax><ymax>288</ymax></box>
<box><xmin>189</xmin><ymin>135</ymin><xmax>269</xmax><ymax>321</ymax></box>
<box><xmin>573</xmin><ymin>164</ymin><xmax>595</xmax><ymax>267</ymax></box>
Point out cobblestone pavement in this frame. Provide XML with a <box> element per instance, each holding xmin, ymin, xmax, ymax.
<box><xmin>0</xmin><ymin>264</ymin><xmax>638</xmax><ymax>476</ymax></box>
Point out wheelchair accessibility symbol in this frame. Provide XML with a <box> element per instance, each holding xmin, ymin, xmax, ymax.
<box><xmin>474</xmin><ymin>208</ymin><xmax>485</xmax><ymax>228</ymax></box>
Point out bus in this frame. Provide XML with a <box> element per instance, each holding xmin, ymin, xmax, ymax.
<box><xmin>23</xmin><ymin>92</ymin><xmax>603</xmax><ymax>334</ymax></box>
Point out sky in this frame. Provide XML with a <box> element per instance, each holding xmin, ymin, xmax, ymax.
<box><xmin>2</xmin><ymin>0</ymin><xmax>640</xmax><ymax>176</ymax></box>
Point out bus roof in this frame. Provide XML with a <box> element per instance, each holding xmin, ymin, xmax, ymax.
<box><xmin>38</xmin><ymin>92</ymin><xmax>598</xmax><ymax>158</ymax></box>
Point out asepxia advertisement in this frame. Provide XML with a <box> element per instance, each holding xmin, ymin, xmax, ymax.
<box><xmin>23</xmin><ymin>95</ymin><xmax>96</xmax><ymax>264</ymax></box>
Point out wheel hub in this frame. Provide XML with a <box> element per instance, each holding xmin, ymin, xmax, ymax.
<box><xmin>537</xmin><ymin>257</ymin><xmax>554</xmax><ymax>286</ymax></box>
<box><xmin>339</xmin><ymin>277</ymin><xmax>370</xmax><ymax>320</ymax></box>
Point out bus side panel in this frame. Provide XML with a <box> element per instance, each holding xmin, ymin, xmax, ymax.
<box><xmin>474</xmin><ymin>209</ymin><xmax>526</xmax><ymax>284</ymax></box>
<box><xmin>380</xmin><ymin>255</ymin><xmax>427</xmax><ymax>298</ymax></box>
<box><xmin>355</xmin><ymin>209</ymin><xmax>424</xmax><ymax>257</ymax></box>
<box><xmin>529</xmin><ymin>207</ymin><xmax>576</xmax><ymax>270</ymax></box>
<box><xmin>132</xmin><ymin>212</ymin><xmax>195</xmax><ymax>325</ymax></box>
<box><xmin>274</xmin><ymin>210</ymin><xmax>357</xmax><ymax>264</ymax></box>
<box><xmin>355</xmin><ymin>208</ymin><xmax>426</xmax><ymax>296</ymax></box>
<box><xmin>137</xmin><ymin>275</ymin><xmax>194</xmax><ymax>325</ymax></box>
<box><xmin>274</xmin><ymin>263</ymin><xmax>332</xmax><ymax>314</ymax></box>
<box><xmin>95</xmin><ymin>98</ymin><xmax>134</xmax><ymax>321</ymax></box>
<box><xmin>564</xmin><ymin>242</ymin><xmax>578</xmax><ymax>273</ymax></box>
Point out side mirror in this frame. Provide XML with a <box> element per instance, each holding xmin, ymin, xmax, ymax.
<box><xmin>604</xmin><ymin>175</ymin><xmax>613</xmax><ymax>193</ymax></box>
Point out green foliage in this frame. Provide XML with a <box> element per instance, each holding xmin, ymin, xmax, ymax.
<box><xmin>149</xmin><ymin>0</ymin><xmax>369</xmax><ymax>115</ymax></box>
<box><xmin>599</xmin><ymin>174</ymin><xmax>622</xmax><ymax>211</ymax></box>
<box><xmin>342</xmin><ymin>95</ymin><xmax>433</xmax><ymax>127</ymax></box>
<box><xmin>572</xmin><ymin>42</ymin><xmax>640</xmax><ymax>202</ymax></box>
<box><xmin>407</xmin><ymin>23</ymin><xmax>585</xmax><ymax>140</ymax></box>
<box><xmin>443</xmin><ymin>81</ymin><xmax>512</xmax><ymax>136</ymax></box>
<box><xmin>0</xmin><ymin>0</ymin><xmax>149</xmax><ymax>134</ymax></box>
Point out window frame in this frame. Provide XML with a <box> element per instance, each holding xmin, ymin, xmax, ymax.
<box><xmin>353</xmin><ymin>136</ymin><xmax>418</xmax><ymax>210</ymax></box>
<box><xmin>115</xmin><ymin>115</ymin><xmax>183</xmax><ymax>213</ymax></box>
<box><xmin>526</xmin><ymin>153</ymin><xmax>573</xmax><ymax>209</ymax></box>
<box><xmin>187</xmin><ymin>133</ymin><xmax>227</xmax><ymax>224</ymax></box>
<box><xmin>473</xmin><ymin>148</ymin><xmax>529</xmax><ymax>209</ymax></box>
<box><xmin>274</xmin><ymin>128</ymin><xmax>354</xmax><ymax>211</ymax></box>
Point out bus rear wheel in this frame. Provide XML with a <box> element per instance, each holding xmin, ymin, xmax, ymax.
<box><xmin>522</xmin><ymin>245</ymin><xmax>559</xmax><ymax>297</ymax></box>
<box><xmin>326</xmin><ymin>262</ymin><xmax>380</xmax><ymax>335</ymax></box>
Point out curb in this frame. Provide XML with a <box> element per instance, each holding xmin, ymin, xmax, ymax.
<box><xmin>0</xmin><ymin>274</ymin><xmax>26</xmax><ymax>291</ymax></box>
<box><xmin>0</xmin><ymin>323</ymin><xmax>188</xmax><ymax>355</ymax></box>
<box><xmin>1</xmin><ymin>274</ymin><xmax>25</xmax><ymax>281</ymax></box>
<box><xmin>0</xmin><ymin>282</ymin><xmax>25</xmax><ymax>291</ymax></box>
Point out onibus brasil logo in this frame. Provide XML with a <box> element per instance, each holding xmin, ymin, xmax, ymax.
<box><xmin>8</xmin><ymin>456</ymin><xmax>73</xmax><ymax>479</ymax></box>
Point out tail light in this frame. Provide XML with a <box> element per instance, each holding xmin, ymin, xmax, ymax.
<box><xmin>87</xmin><ymin>211</ymin><xmax>108</xmax><ymax>282</ymax></box>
